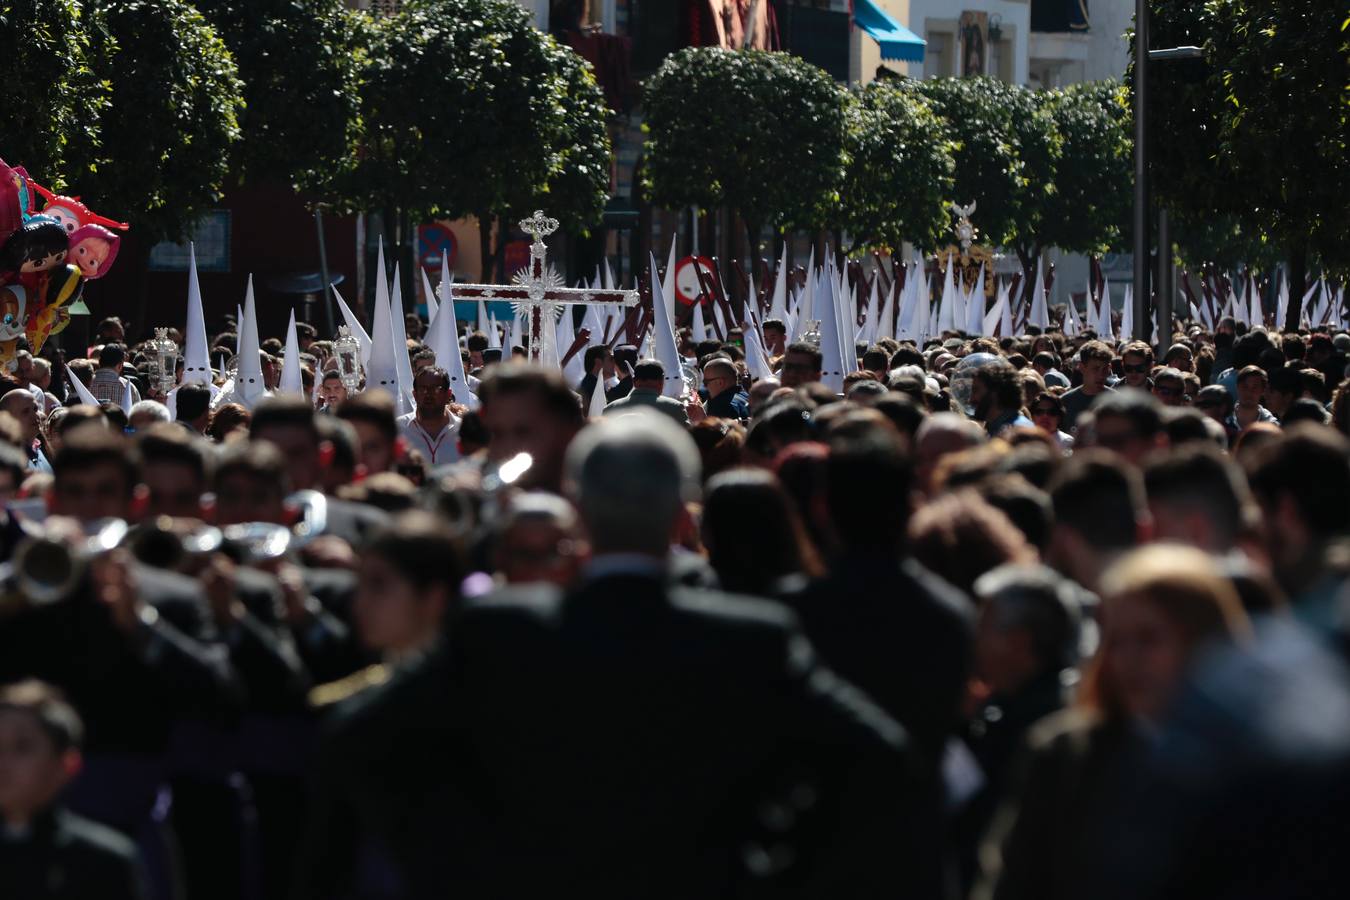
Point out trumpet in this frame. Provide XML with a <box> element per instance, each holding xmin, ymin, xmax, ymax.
<box><xmin>0</xmin><ymin>490</ymin><xmax>333</xmax><ymax>610</ymax></box>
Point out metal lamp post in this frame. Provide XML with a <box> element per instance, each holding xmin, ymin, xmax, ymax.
<box><xmin>1133</xmin><ymin>0</ymin><xmax>1204</xmax><ymax>343</ymax></box>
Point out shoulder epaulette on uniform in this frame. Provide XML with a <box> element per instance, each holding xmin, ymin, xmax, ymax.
<box><xmin>308</xmin><ymin>663</ymin><xmax>391</xmax><ymax>709</ymax></box>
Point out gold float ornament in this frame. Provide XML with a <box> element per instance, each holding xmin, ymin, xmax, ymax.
<box><xmin>937</xmin><ymin>201</ymin><xmax>996</xmax><ymax>298</ymax></box>
<box><xmin>935</xmin><ymin>246</ymin><xmax>996</xmax><ymax>299</ymax></box>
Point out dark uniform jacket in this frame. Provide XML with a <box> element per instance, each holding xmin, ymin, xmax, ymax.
<box><xmin>0</xmin><ymin>808</ymin><xmax>147</xmax><ymax>900</ymax></box>
<box><xmin>296</xmin><ymin>571</ymin><xmax>934</xmax><ymax>900</ymax></box>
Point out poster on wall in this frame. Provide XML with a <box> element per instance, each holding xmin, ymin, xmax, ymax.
<box><xmin>959</xmin><ymin>11</ymin><xmax>989</xmax><ymax>78</ymax></box>
<box><xmin>148</xmin><ymin>211</ymin><xmax>231</xmax><ymax>272</ymax></box>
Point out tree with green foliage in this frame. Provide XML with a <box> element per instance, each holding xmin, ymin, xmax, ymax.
<box><xmin>0</xmin><ymin>0</ymin><xmax>109</xmax><ymax>188</ymax></box>
<box><xmin>1037</xmin><ymin>80</ymin><xmax>1132</xmax><ymax>257</ymax></box>
<box><xmin>66</xmin><ymin>0</ymin><xmax>244</xmax><ymax>244</ymax></box>
<box><xmin>352</xmin><ymin>0</ymin><xmax>609</xmax><ymax>280</ymax></box>
<box><xmin>906</xmin><ymin>77</ymin><xmax>1025</xmax><ymax>252</ymax></box>
<box><xmin>909</xmin><ymin>76</ymin><xmax>1062</xmax><ymax>297</ymax></box>
<box><xmin>1144</xmin><ymin>0</ymin><xmax>1350</xmax><ymax>328</ymax></box>
<box><xmin>642</xmin><ymin>47</ymin><xmax>848</xmax><ymax>261</ymax></box>
<box><xmin>192</xmin><ymin>0</ymin><xmax>366</xmax><ymax>196</ymax></box>
<box><xmin>526</xmin><ymin>34</ymin><xmax>612</xmax><ymax>239</ymax></box>
<box><xmin>835</xmin><ymin>81</ymin><xmax>955</xmax><ymax>255</ymax></box>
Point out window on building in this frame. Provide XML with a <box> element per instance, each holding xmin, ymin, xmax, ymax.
<box><xmin>925</xmin><ymin>30</ymin><xmax>954</xmax><ymax>79</ymax></box>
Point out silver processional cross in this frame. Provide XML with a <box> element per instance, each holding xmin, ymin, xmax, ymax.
<box><xmin>446</xmin><ymin>210</ymin><xmax>639</xmax><ymax>365</ymax></box>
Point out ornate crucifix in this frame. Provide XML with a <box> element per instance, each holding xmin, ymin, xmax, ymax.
<box><xmin>447</xmin><ymin>210</ymin><xmax>639</xmax><ymax>365</ymax></box>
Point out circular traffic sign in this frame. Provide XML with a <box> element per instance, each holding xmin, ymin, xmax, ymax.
<box><xmin>674</xmin><ymin>256</ymin><xmax>717</xmax><ymax>306</ymax></box>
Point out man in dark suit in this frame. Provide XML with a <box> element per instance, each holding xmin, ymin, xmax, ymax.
<box><xmin>786</xmin><ymin>430</ymin><xmax>974</xmax><ymax>767</ymax></box>
<box><xmin>296</xmin><ymin>411</ymin><xmax>933</xmax><ymax>899</ymax></box>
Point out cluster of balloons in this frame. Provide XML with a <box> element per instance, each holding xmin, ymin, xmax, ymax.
<box><xmin>1</xmin><ymin>156</ymin><xmax>126</xmax><ymax>370</ymax></box>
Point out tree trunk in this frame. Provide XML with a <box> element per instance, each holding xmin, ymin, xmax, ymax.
<box><xmin>478</xmin><ymin>214</ymin><xmax>493</xmax><ymax>283</ymax></box>
<box><xmin>1286</xmin><ymin>240</ymin><xmax>1308</xmax><ymax>332</ymax></box>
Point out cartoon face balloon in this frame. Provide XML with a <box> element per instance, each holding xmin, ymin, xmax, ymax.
<box><xmin>0</xmin><ymin>216</ymin><xmax>69</xmax><ymax>279</ymax></box>
<box><xmin>30</xmin><ymin>183</ymin><xmax>128</xmax><ymax>234</ymax></box>
<box><xmin>68</xmin><ymin>224</ymin><xmax>120</xmax><ymax>280</ymax></box>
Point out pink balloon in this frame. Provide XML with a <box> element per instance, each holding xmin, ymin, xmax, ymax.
<box><xmin>68</xmin><ymin>224</ymin><xmax>120</xmax><ymax>280</ymax></box>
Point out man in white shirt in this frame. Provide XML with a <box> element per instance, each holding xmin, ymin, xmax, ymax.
<box><xmin>397</xmin><ymin>366</ymin><xmax>460</xmax><ymax>468</ymax></box>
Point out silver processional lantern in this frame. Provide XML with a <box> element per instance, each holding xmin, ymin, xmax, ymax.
<box><xmin>333</xmin><ymin>326</ymin><xmax>363</xmax><ymax>393</ymax></box>
<box><xmin>146</xmin><ymin>328</ymin><xmax>180</xmax><ymax>395</ymax></box>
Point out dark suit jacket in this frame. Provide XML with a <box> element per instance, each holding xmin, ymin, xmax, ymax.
<box><xmin>0</xmin><ymin>564</ymin><xmax>241</xmax><ymax>755</ymax></box>
<box><xmin>296</xmin><ymin>573</ymin><xmax>934</xmax><ymax>900</ymax></box>
<box><xmin>977</xmin><ymin>713</ymin><xmax>1144</xmax><ymax>900</ymax></box>
<box><xmin>0</xmin><ymin>808</ymin><xmax>147</xmax><ymax>900</ymax></box>
<box><xmin>784</xmin><ymin>555</ymin><xmax>975</xmax><ymax>767</ymax></box>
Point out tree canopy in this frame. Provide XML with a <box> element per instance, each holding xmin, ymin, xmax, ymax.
<box><xmin>0</xmin><ymin>0</ymin><xmax>110</xmax><ymax>189</ymax></box>
<box><xmin>836</xmin><ymin>80</ymin><xmax>955</xmax><ymax>254</ymax></box>
<box><xmin>193</xmin><ymin>0</ymin><xmax>366</xmax><ymax>195</ymax></box>
<box><xmin>67</xmin><ymin>0</ymin><xmax>244</xmax><ymax>243</ymax></box>
<box><xmin>1143</xmin><ymin>0</ymin><xmax>1350</xmax><ymax>325</ymax></box>
<box><xmin>642</xmin><ymin>47</ymin><xmax>848</xmax><ymax>253</ymax></box>
<box><xmin>1037</xmin><ymin>80</ymin><xmax>1132</xmax><ymax>257</ymax></box>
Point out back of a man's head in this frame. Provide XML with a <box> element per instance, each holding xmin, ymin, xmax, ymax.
<box><xmin>1144</xmin><ymin>445</ymin><xmax>1254</xmax><ymax>552</ymax></box>
<box><xmin>974</xmin><ymin>564</ymin><xmax>1082</xmax><ymax>676</ymax></box>
<box><xmin>1049</xmin><ymin>450</ymin><xmax>1144</xmax><ymax>550</ymax></box>
<box><xmin>1247</xmin><ymin>426</ymin><xmax>1350</xmax><ymax>542</ymax></box>
<box><xmin>97</xmin><ymin>343</ymin><xmax>126</xmax><ymax>370</ymax></box>
<box><xmin>176</xmin><ymin>383</ymin><xmax>212</xmax><ymax>423</ymax></box>
<box><xmin>827</xmin><ymin>430</ymin><xmax>913</xmax><ymax>555</ymax></box>
<box><xmin>632</xmin><ymin>360</ymin><xmax>665</xmax><ymax>386</ymax></box>
<box><xmin>565</xmin><ymin>412</ymin><xmax>699</xmax><ymax>557</ymax></box>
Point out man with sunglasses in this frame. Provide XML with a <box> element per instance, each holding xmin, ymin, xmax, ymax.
<box><xmin>1118</xmin><ymin>341</ymin><xmax>1155</xmax><ymax>391</ymax></box>
<box><xmin>701</xmin><ymin>358</ymin><xmax>748</xmax><ymax>420</ymax></box>
<box><xmin>1150</xmin><ymin>367</ymin><xmax>1187</xmax><ymax>408</ymax></box>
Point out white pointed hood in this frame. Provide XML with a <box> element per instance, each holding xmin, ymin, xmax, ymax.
<box><xmin>279</xmin><ymin>309</ymin><xmax>303</xmax><ymax>395</ymax></box>
<box><xmin>690</xmin><ymin>295</ymin><xmax>707</xmax><ymax>342</ymax></box>
<box><xmin>234</xmin><ymin>275</ymin><xmax>270</xmax><ymax>409</ymax></box>
<box><xmin>65</xmin><ymin>364</ymin><xmax>100</xmax><ymax>406</ymax></box>
<box><xmin>1098</xmin><ymin>276</ymin><xmax>1115</xmax><ymax>339</ymax></box>
<box><xmin>769</xmin><ymin>244</ymin><xmax>789</xmax><ymax>323</ymax></box>
<box><xmin>420</xmin><ymin>267</ymin><xmax>439</xmax><ymax>326</ymax></box>
<box><xmin>182</xmin><ymin>243</ymin><xmax>212</xmax><ymax>386</ymax></box>
<box><xmin>365</xmin><ymin>245</ymin><xmax>403</xmax><ymax>403</ymax></box>
<box><xmin>332</xmin><ymin>286</ymin><xmax>372</xmax><ymax>364</ymax></box>
<box><xmin>649</xmin><ymin>252</ymin><xmax>687</xmax><ymax>398</ymax></box>
<box><xmin>876</xmin><ymin>278</ymin><xmax>896</xmax><ymax>341</ymax></box>
<box><xmin>937</xmin><ymin>259</ymin><xmax>957</xmax><ymax>333</ymax></box>
<box><xmin>1028</xmin><ymin>258</ymin><xmax>1050</xmax><ymax>330</ymax></box>
<box><xmin>815</xmin><ymin>261</ymin><xmax>846</xmax><ymax>394</ymax></box>
<box><xmin>661</xmin><ymin>237</ymin><xmax>679</xmax><ymax>321</ymax></box>
<box><xmin>430</xmin><ymin>265</ymin><xmax>478</xmax><ymax>410</ymax></box>
<box><xmin>389</xmin><ymin>262</ymin><xmax>415</xmax><ymax>415</ymax></box>
<box><xmin>1120</xmin><ymin>284</ymin><xmax>1134</xmax><ymax>340</ymax></box>
<box><xmin>587</xmin><ymin>365</ymin><xmax>608</xmax><ymax>418</ymax></box>
<box><xmin>791</xmin><ymin>247</ymin><xmax>816</xmax><ymax>342</ymax></box>
<box><xmin>559</xmin><ymin>304</ymin><xmax>585</xmax><ymax>383</ymax></box>
<box><xmin>965</xmin><ymin>263</ymin><xmax>986</xmax><ymax>335</ymax></box>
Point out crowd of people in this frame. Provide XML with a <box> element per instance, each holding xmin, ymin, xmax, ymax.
<box><xmin>2</xmin><ymin>298</ymin><xmax>1350</xmax><ymax>900</ymax></box>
